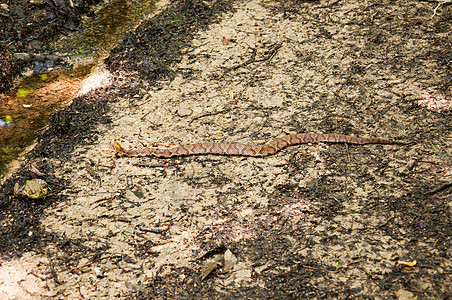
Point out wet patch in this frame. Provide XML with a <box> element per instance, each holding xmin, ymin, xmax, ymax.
<box><xmin>0</xmin><ymin>64</ymin><xmax>95</xmax><ymax>175</ymax></box>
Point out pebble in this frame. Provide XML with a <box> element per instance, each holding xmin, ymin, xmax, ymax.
<box><xmin>0</xmin><ymin>119</ymin><xmax>11</xmax><ymax>127</ymax></box>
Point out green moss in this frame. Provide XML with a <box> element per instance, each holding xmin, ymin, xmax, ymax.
<box><xmin>16</xmin><ymin>88</ymin><xmax>33</xmax><ymax>97</ymax></box>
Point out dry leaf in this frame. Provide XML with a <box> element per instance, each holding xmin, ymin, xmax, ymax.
<box><xmin>200</xmin><ymin>254</ymin><xmax>223</xmax><ymax>280</ymax></box>
<box><xmin>29</xmin><ymin>164</ymin><xmax>45</xmax><ymax>176</ymax></box>
<box><xmin>223</xmin><ymin>249</ymin><xmax>237</xmax><ymax>272</ymax></box>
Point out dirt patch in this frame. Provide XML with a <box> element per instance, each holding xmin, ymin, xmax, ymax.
<box><xmin>0</xmin><ymin>64</ymin><xmax>97</xmax><ymax>175</ymax></box>
<box><xmin>0</xmin><ymin>48</ymin><xmax>18</xmax><ymax>93</ymax></box>
<box><xmin>0</xmin><ymin>0</ymin><xmax>101</xmax><ymax>52</ymax></box>
<box><xmin>0</xmin><ymin>0</ymin><xmax>451</xmax><ymax>299</ymax></box>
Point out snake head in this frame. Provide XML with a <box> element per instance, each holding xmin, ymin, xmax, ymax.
<box><xmin>112</xmin><ymin>140</ymin><xmax>126</xmax><ymax>155</ymax></box>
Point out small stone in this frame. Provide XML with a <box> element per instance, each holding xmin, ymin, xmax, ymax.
<box><xmin>30</xmin><ymin>40</ymin><xmax>42</xmax><ymax>49</ymax></box>
<box><xmin>93</xmin><ymin>266</ymin><xmax>105</xmax><ymax>278</ymax></box>
<box><xmin>396</xmin><ymin>289</ymin><xmax>416</xmax><ymax>300</ymax></box>
<box><xmin>176</xmin><ymin>106</ymin><xmax>193</xmax><ymax>117</ymax></box>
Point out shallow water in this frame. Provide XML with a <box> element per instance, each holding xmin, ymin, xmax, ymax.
<box><xmin>0</xmin><ymin>0</ymin><xmax>158</xmax><ymax>176</ymax></box>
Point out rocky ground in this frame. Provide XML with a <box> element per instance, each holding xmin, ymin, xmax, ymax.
<box><xmin>0</xmin><ymin>0</ymin><xmax>451</xmax><ymax>299</ymax></box>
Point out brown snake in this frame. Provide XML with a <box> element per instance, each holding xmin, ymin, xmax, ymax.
<box><xmin>112</xmin><ymin>133</ymin><xmax>401</xmax><ymax>158</ymax></box>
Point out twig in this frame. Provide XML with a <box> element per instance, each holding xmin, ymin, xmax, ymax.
<box><xmin>430</xmin><ymin>0</ymin><xmax>452</xmax><ymax>18</ymax></box>
<box><xmin>208</xmin><ymin>0</ymin><xmax>217</xmax><ymax>9</ymax></box>
<box><xmin>378</xmin><ymin>216</ymin><xmax>395</xmax><ymax>228</ymax></box>
<box><xmin>69</xmin><ymin>260</ymin><xmax>95</xmax><ymax>272</ymax></box>
<box><xmin>424</xmin><ymin>182</ymin><xmax>452</xmax><ymax>196</ymax></box>
<box><xmin>69</xmin><ymin>255</ymin><xmax>113</xmax><ymax>273</ymax></box>
<box><xmin>190</xmin><ymin>107</ymin><xmax>232</xmax><ymax>123</ymax></box>
<box><xmin>345</xmin><ymin>143</ymin><xmax>351</xmax><ymax>163</ymax></box>
<box><xmin>0</xmin><ymin>12</ymin><xmax>14</xmax><ymax>21</ymax></box>
<box><xmin>47</xmin><ymin>250</ymin><xmax>61</xmax><ymax>285</ymax></box>
<box><xmin>139</xmin><ymin>227</ymin><xmax>168</xmax><ymax>234</ymax></box>
<box><xmin>89</xmin><ymin>195</ymin><xmax>114</xmax><ymax>207</ymax></box>
<box><xmin>133</xmin><ymin>162</ymin><xmax>169</xmax><ymax>168</ymax></box>
<box><xmin>229</xmin><ymin>43</ymin><xmax>283</xmax><ymax>71</ymax></box>
<box><xmin>13</xmin><ymin>52</ymin><xmax>90</xmax><ymax>64</ymax></box>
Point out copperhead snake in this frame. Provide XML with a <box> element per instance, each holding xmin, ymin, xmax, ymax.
<box><xmin>112</xmin><ymin>133</ymin><xmax>400</xmax><ymax>158</ymax></box>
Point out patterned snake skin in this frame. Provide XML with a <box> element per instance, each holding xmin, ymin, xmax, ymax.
<box><xmin>112</xmin><ymin>133</ymin><xmax>399</xmax><ymax>158</ymax></box>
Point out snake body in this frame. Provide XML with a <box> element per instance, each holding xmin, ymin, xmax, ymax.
<box><xmin>112</xmin><ymin>133</ymin><xmax>398</xmax><ymax>158</ymax></box>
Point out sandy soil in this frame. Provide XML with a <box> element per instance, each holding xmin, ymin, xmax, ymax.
<box><xmin>1</xmin><ymin>0</ymin><xmax>451</xmax><ymax>299</ymax></box>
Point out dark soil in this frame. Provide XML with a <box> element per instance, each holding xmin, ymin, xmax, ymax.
<box><xmin>0</xmin><ymin>0</ymin><xmax>103</xmax><ymax>91</ymax></box>
<box><xmin>0</xmin><ymin>47</ymin><xmax>18</xmax><ymax>93</ymax></box>
<box><xmin>0</xmin><ymin>0</ymin><xmax>106</xmax><ymax>257</ymax></box>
